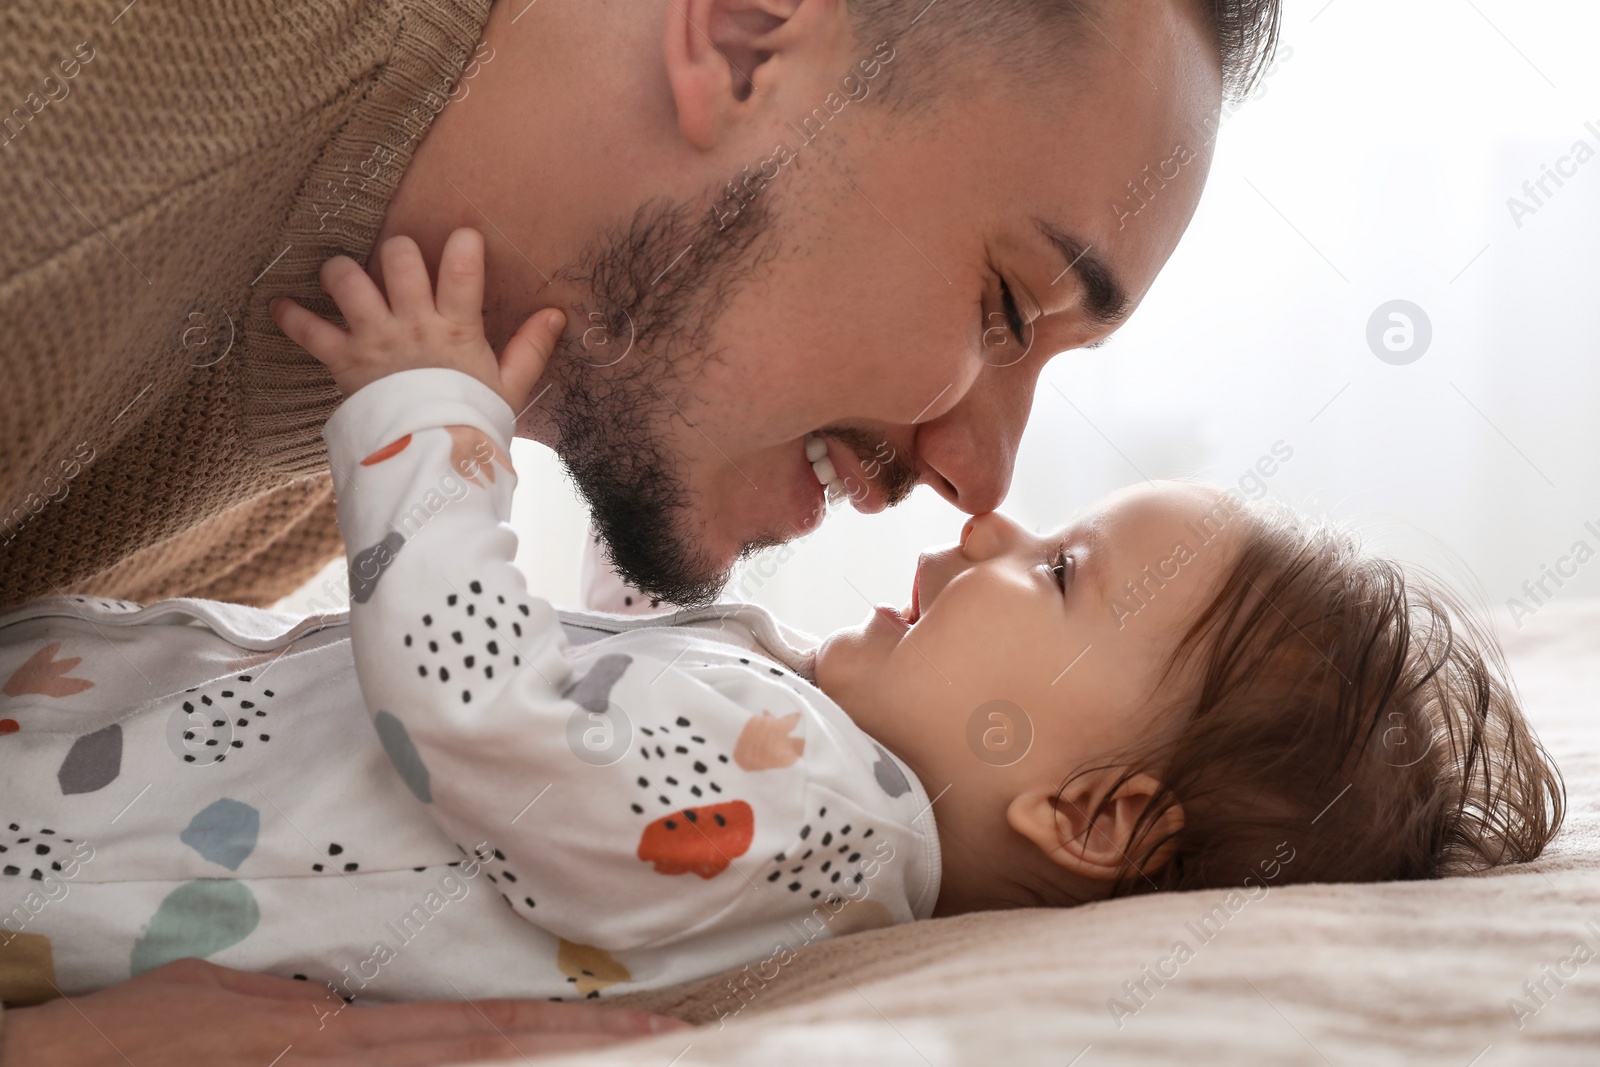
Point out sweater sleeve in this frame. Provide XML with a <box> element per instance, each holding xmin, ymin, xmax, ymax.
<box><xmin>321</xmin><ymin>370</ymin><xmax>816</xmax><ymax>953</ymax></box>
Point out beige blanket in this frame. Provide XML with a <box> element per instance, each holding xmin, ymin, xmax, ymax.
<box><xmin>494</xmin><ymin>600</ymin><xmax>1600</xmax><ymax>1066</ymax></box>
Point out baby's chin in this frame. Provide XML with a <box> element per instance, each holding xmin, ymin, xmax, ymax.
<box><xmin>811</xmin><ymin>624</ymin><xmax>876</xmax><ymax>711</ymax></box>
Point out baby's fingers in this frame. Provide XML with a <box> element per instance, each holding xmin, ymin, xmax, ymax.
<box><xmin>270</xmin><ymin>296</ymin><xmax>350</xmax><ymax>367</ymax></box>
<box><xmin>320</xmin><ymin>255</ymin><xmax>392</xmax><ymax>328</ymax></box>
<box><xmin>435</xmin><ymin>227</ymin><xmax>487</xmax><ymax>325</ymax></box>
<box><xmin>499</xmin><ymin>308</ymin><xmax>566</xmax><ymax>411</ymax></box>
<box><xmin>379</xmin><ymin>235</ymin><xmax>437</xmax><ymax>316</ymax></box>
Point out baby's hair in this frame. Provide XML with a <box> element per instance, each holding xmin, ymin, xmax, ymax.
<box><xmin>1065</xmin><ymin>499</ymin><xmax>1565</xmax><ymax>898</ymax></box>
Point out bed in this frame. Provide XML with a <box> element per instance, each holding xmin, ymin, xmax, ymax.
<box><xmin>489</xmin><ymin>599</ymin><xmax>1600</xmax><ymax>1066</ymax></box>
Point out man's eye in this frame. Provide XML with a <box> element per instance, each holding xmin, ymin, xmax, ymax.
<box><xmin>1000</xmin><ymin>279</ymin><xmax>1027</xmax><ymax>346</ymax></box>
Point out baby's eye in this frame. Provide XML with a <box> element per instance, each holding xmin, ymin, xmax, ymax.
<box><xmin>1049</xmin><ymin>546</ymin><xmax>1075</xmax><ymax>591</ymax></box>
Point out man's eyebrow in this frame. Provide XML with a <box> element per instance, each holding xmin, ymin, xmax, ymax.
<box><xmin>1034</xmin><ymin>219</ymin><xmax>1131</xmax><ymax>329</ymax></box>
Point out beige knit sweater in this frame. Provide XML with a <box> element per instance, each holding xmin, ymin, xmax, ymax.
<box><xmin>0</xmin><ymin>0</ymin><xmax>493</xmax><ymax>612</ymax></box>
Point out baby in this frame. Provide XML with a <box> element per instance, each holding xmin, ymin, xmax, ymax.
<box><xmin>0</xmin><ymin>229</ymin><xmax>1562</xmax><ymax>1012</ymax></box>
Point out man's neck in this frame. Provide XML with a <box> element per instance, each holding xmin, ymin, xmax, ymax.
<box><xmin>366</xmin><ymin>1</ymin><xmax>684</xmax><ymax>444</ymax></box>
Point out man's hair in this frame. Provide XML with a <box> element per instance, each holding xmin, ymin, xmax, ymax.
<box><xmin>845</xmin><ymin>0</ymin><xmax>1282</xmax><ymax>105</ymax></box>
<box><xmin>1070</xmin><ymin>500</ymin><xmax>1565</xmax><ymax>897</ymax></box>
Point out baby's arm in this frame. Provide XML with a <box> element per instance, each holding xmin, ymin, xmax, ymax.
<box><xmin>275</xmin><ymin>232</ymin><xmax>794</xmax><ymax>954</ymax></box>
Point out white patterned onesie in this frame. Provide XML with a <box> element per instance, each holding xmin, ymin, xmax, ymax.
<box><xmin>0</xmin><ymin>368</ymin><xmax>941</xmax><ymax>1006</ymax></box>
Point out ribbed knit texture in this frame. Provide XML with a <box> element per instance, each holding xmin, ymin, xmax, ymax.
<box><xmin>0</xmin><ymin>0</ymin><xmax>492</xmax><ymax>610</ymax></box>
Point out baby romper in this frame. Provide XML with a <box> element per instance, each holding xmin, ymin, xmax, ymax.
<box><xmin>0</xmin><ymin>369</ymin><xmax>941</xmax><ymax>1007</ymax></box>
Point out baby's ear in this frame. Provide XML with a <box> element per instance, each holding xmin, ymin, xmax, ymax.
<box><xmin>1006</xmin><ymin>773</ymin><xmax>1184</xmax><ymax>884</ymax></box>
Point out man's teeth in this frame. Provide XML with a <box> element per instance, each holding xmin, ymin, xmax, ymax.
<box><xmin>805</xmin><ymin>433</ymin><xmax>847</xmax><ymax>504</ymax></box>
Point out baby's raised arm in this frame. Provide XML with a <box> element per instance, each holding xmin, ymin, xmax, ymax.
<box><xmin>273</xmin><ymin>231</ymin><xmax>836</xmax><ymax>957</ymax></box>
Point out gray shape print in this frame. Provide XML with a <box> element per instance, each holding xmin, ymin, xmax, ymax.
<box><xmin>561</xmin><ymin>654</ymin><xmax>632</xmax><ymax>713</ymax></box>
<box><xmin>871</xmin><ymin>742</ymin><xmax>911</xmax><ymax>798</ymax></box>
<box><xmin>58</xmin><ymin>723</ymin><xmax>123</xmax><ymax>795</ymax></box>
<box><xmin>179</xmin><ymin>797</ymin><xmax>261</xmax><ymax>871</ymax></box>
<box><xmin>374</xmin><ymin>709</ymin><xmax>433</xmax><ymax>804</ymax></box>
<box><xmin>349</xmin><ymin>531</ymin><xmax>406</xmax><ymax>604</ymax></box>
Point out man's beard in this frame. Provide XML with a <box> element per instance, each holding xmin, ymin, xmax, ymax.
<box><xmin>543</xmin><ymin>188</ymin><xmax>780</xmax><ymax>609</ymax></box>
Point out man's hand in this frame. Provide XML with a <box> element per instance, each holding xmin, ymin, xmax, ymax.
<box><xmin>271</xmin><ymin>227</ymin><xmax>565</xmax><ymax>410</ymax></box>
<box><xmin>0</xmin><ymin>959</ymin><xmax>689</xmax><ymax>1066</ymax></box>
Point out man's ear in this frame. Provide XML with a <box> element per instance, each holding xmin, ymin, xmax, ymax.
<box><xmin>1006</xmin><ymin>773</ymin><xmax>1184</xmax><ymax>885</ymax></box>
<box><xmin>663</xmin><ymin>0</ymin><xmax>823</xmax><ymax>148</ymax></box>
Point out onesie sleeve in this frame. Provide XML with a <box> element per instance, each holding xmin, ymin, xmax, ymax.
<box><xmin>321</xmin><ymin>369</ymin><xmax>820</xmax><ymax>954</ymax></box>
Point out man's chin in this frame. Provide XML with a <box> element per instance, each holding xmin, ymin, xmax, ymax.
<box><xmin>601</xmin><ymin>532</ymin><xmax>732</xmax><ymax>610</ymax></box>
<box><xmin>608</xmin><ymin>528</ymin><xmax>793</xmax><ymax>610</ymax></box>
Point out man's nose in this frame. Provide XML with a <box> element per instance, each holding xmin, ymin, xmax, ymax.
<box><xmin>911</xmin><ymin>366</ymin><xmax>1037</xmax><ymax>515</ymax></box>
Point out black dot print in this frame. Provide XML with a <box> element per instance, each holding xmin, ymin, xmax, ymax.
<box><xmin>0</xmin><ymin>825</ymin><xmax>76</xmax><ymax>881</ymax></box>
<box><xmin>628</xmin><ymin>718</ymin><xmax>726</xmax><ymax>816</ymax></box>
<box><xmin>767</xmin><ymin>805</ymin><xmax>877</xmax><ymax>900</ymax></box>
<box><xmin>406</xmin><ymin>583</ymin><xmax>539</xmax><ymax>700</ymax></box>
<box><xmin>312</xmin><ymin>842</ymin><xmax>359</xmax><ymax>873</ymax></box>
<box><xmin>175</xmin><ymin>673</ymin><xmax>276</xmax><ymax>764</ymax></box>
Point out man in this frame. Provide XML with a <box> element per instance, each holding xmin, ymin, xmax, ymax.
<box><xmin>0</xmin><ymin>0</ymin><xmax>1278</xmax><ymax>1061</ymax></box>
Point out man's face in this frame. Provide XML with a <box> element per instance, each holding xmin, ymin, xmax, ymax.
<box><xmin>534</xmin><ymin>0</ymin><xmax>1224</xmax><ymax>606</ymax></box>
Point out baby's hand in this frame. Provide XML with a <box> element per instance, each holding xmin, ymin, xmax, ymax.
<box><xmin>270</xmin><ymin>227</ymin><xmax>565</xmax><ymax>409</ymax></box>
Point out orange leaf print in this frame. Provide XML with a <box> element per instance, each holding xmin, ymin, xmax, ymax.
<box><xmin>636</xmin><ymin>801</ymin><xmax>754</xmax><ymax>879</ymax></box>
<box><xmin>3</xmin><ymin>643</ymin><xmax>94</xmax><ymax>698</ymax></box>
<box><xmin>361</xmin><ymin>434</ymin><xmax>412</xmax><ymax>466</ymax></box>
<box><xmin>445</xmin><ymin>425</ymin><xmax>513</xmax><ymax>489</ymax></box>
<box><xmin>734</xmin><ymin>710</ymin><xmax>804</xmax><ymax>771</ymax></box>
